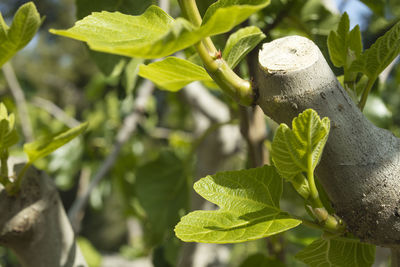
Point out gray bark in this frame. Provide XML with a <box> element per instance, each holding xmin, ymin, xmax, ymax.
<box><xmin>0</xmin><ymin>162</ymin><xmax>87</xmax><ymax>267</ymax></box>
<box><xmin>256</xmin><ymin>35</ymin><xmax>400</xmax><ymax>248</ymax></box>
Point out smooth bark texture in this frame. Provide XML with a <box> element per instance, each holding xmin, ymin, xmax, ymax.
<box><xmin>0</xmin><ymin>162</ymin><xmax>87</xmax><ymax>267</ymax></box>
<box><xmin>256</xmin><ymin>35</ymin><xmax>400</xmax><ymax>248</ymax></box>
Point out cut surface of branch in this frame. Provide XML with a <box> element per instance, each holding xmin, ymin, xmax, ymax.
<box><xmin>257</xmin><ymin>35</ymin><xmax>400</xmax><ymax>248</ymax></box>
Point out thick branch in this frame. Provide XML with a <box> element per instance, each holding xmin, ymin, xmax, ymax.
<box><xmin>0</xmin><ymin>162</ymin><xmax>87</xmax><ymax>267</ymax></box>
<box><xmin>256</xmin><ymin>35</ymin><xmax>400</xmax><ymax>248</ymax></box>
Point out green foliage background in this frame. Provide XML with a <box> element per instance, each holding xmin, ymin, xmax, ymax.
<box><xmin>0</xmin><ymin>0</ymin><xmax>399</xmax><ymax>266</ymax></box>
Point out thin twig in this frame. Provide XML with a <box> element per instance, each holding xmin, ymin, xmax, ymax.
<box><xmin>2</xmin><ymin>62</ymin><xmax>34</xmax><ymax>142</ymax></box>
<box><xmin>32</xmin><ymin>97</ymin><xmax>81</xmax><ymax>128</ymax></box>
<box><xmin>183</xmin><ymin>82</ymin><xmax>231</xmax><ymax>123</ymax></box>
<box><xmin>68</xmin><ymin>80</ymin><xmax>154</xmax><ymax>232</ymax></box>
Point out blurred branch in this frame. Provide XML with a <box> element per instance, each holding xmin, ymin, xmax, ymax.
<box><xmin>239</xmin><ymin>105</ymin><xmax>268</xmax><ymax>167</ymax></box>
<box><xmin>178</xmin><ymin>82</ymin><xmax>242</xmax><ymax>267</ymax></box>
<box><xmin>182</xmin><ymin>82</ymin><xmax>230</xmax><ymax>124</ymax></box>
<box><xmin>2</xmin><ymin>62</ymin><xmax>34</xmax><ymax>142</ymax></box>
<box><xmin>32</xmin><ymin>97</ymin><xmax>81</xmax><ymax>128</ymax></box>
<box><xmin>145</xmin><ymin>126</ymin><xmax>193</xmax><ymax>140</ymax></box>
<box><xmin>68</xmin><ymin>80</ymin><xmax>155</xmax><ymax>232</ymax></box>
<box><xmin>159</xmin><ymin>0</ymin><xmax>170</xmax><ymax>13</ymax></box>
<box><xmin>379</xmin><ymin>56</ymin><xmax>399</xmax><ymax>84</ymax></box>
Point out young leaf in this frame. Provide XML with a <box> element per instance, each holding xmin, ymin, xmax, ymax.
<box><xmin>0</xmin><ymin>2</ymin><xmax>42</xmax><ymax>67</ymax></box>
<box><xmin>223</xmin><ymin>26</ymin><xmax>266</xmax><ymax>69</ymax></box>
<box><xmin>350</xmin><ymin>21</ymin><xmax>400</xmax><ymax>80</ymax></box>
<box><xmin>0</xmin><ymin>103</ymin><xmax>18</xmax><ymax>149</ymax></box>
<box><xmin>327</xmin><ymin>12</ymin><xmax>362</xmax><ymax>70</ymax></box>
<box><xmin>50</xmin><ymin>1</ymin><xmax>269</xmax><ymax>59</ymax></box>
<box><xmin>24</xmin><ymin>122</ymin><xmax>88</xmax><ymax>163</ymax></box>
<box><xmin>271</xmin><ymin>109</ymin><xmax>330</xmax><ymax>181</ymax></box>
<box><xmin>138</xmin><ymin>57</ymin><xmax>213</xmax><ymax>91</ymax></box>
<box><xmin>201</xmin><ymin>0</ymin><xmax>270</xmax><ymax>36</ymax></box>
<box><xmin>174</xmin><ymin>165</ymin><xmax>301</xmax><ymax>243</ymax></box>
<box><xmin>296</xmin><ymin>237</ymin><xmax>375</xmax><ymax>267</ymax></box>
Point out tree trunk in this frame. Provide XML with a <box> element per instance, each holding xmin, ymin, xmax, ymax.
<box><xmin>256</xmin><ymin>35</ymin><xmax>400</xmax><ymax>248</ymax></box>
<box><xmin>0</xmin><ymin>162</ymin><xmax>87</xmax><ymax>267</ymax></box>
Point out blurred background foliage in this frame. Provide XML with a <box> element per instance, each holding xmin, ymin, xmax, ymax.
<box><xmin>0</xmin><ymin>0</ymin><xmax>399</xmax><ymax>266</ymax></box>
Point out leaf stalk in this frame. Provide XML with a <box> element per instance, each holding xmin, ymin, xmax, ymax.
<box><xmin>178</xmin><ymin>0</ymin><xmax>254</xmax><ymax>106</ymax></box>
<box><xmin>358</xmin><ymin>77</ymin><xmax>376</xmax><ymax>111</ymax></box>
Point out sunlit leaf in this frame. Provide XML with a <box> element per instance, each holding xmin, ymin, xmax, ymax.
<box><xmin>350</xmin><ymin>21</ymin><xmax>400</xmax><ymax>80</ymax></box>
<box><xmin>201</xmin><ymin>0</ymin><xmax>269</xmax><ymax>36</ymax></box>
<box><xmin>271</xmin><ymin>109</ymin><xmax>330</xmax><ymax>181</ymax></box>
<box><xmin>75</xmin><ymin>0</ymin><xmax>152</xmax><ymax>76</ymax></box>
<box><xmin>138</xmin><ymin>57</ymin><xmax>213</xmax><ymax>91</ymax></box>
<box><xmin>296</xmin><ymin>237</ymin><xmax>375</xmax><ymax>267</ymax></box>
<box><xmin>223</xmin><ymin>26</ymin><xmax>265</xmax><ymax>69</ymax></box>
<box><xmin>175</xmin><ymin>166</ymin><xmax>301</xmax><ymax>243</ymax></box>
<box><xmin>327</xmin><ymin>12</ymin><xmax>362</xmax><ymax>70</ymax></box>
<box><xmin>0</xmin><ymin>2</ymin><xmax>41</xmax><ymax>67</ymax></box>
<box><xmin>24</xmin><ymin>122</ymin><xmax>88</xmax><ymax>163</ymax></box>
<box><xmin>0</xmin><ymin>103</ymin><xmax>18</xmax><ymax>149</ymax></box>
<box><xmin>77</xmin><ymin>237</ymin><xmax>102</xmax><ymax>267</ymax></box>
<box><xmin>50</xmin><ymin>1</ymin><xmax>269</xmax><ymax>59</ymax></box>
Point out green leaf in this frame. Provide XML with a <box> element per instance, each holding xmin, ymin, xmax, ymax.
<box><xmin>271</xmin><ymin>109</ymin><xmax>330</xmax><ymax>181</ymax></box>
<box><xmin>50</xmin><ymin>6</ymin><xmax>191</xmax><ymax>59</ymax></box>
<box><xmin>174</xmin><ymin>165</ymin><xmax>301</xmax><ymax>243</ymax></box>
<box><xmin>350</xmin><ymin>21</ymin><xmax>400</xmax><ymax>79</ymax></box>
<box><xmin>295</xmin><ymin>237</ymin><xmax>375</xmax><ymax>267</ymax></box>
<box><xmin>50</xmin><ymin>1</ymin><xmax>269</xmax><ymax>59</ymax></box>
<box><xmin>75</xmin><ymin>0</ymin><xmax>152</xmax><ymax>76</ymax></box>
<box><xmin>138</xmin><ymin>57</ymin><xmax>213</xmax><ymax>91</ymax></box>
<box><xmin>327</xmin><ymin>12</ymin><xmax>362</xmax><ymax>70</ymax></box>
<box><xmin>77</xmin><ymin>237</ymin><xmax>102</xmax><ymax>267</ymax></box>
<box><xmin>239</xmin><ymin>253</ymin><xmax>285</xmax><ymax>267</ymax></box>
<box><xmin>24</xmin><ymin>122</ymin><xmax>88</xmax><ymax>163</ymax></box>
<box><xmin>124</xmin><ymin>58</ymin><xmax>144</xmax><ymax>95</ymax></box>
<box><xmin>136</xmin><ymin>151</ymin><xmax>189</xmax><ymax>244</ymax></box>
<box><xmin>223</xmin><ymin>26</ymin><xmax>266</xmax><ymax>69</ymax></box>
<box><xmin>0</xmin><ymin>103</ymin><xmax>18</xmax><ymax>149</ymax></box>
<box><xmin>0</xmin><ymin>2</ymin><xmax>42</xmax><ymax>67</ymax></box>
<box><xmin>201</xmin><ymin>0</ymin><xmax>270</xmax><ymax>36</ymax></box>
